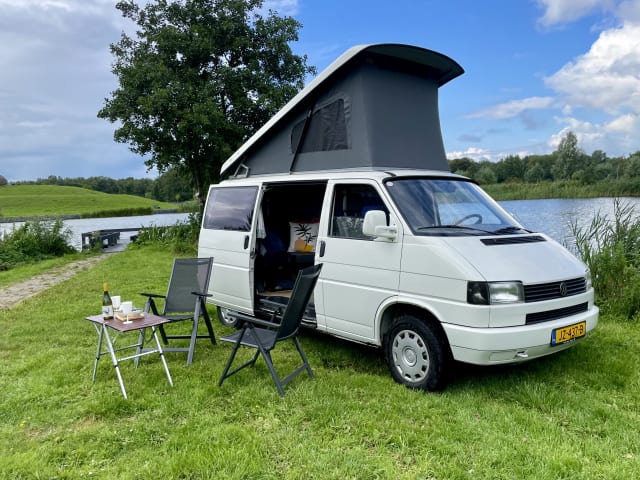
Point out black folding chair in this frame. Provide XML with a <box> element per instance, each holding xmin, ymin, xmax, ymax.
<box><xmin>141</xmin><ymin>257</ymin><xmax>216</xmax><ymax>365</ymax></box>
<box><xmin>218</xmin><ymin>263</ymin><xmax>322</xmax><ymax>396</ymax></box>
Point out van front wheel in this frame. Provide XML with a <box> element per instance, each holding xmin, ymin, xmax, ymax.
<box><xmin>384</xmin><ymin>315</ymin><xmax>449</xmax><ymax>391</ymax></box>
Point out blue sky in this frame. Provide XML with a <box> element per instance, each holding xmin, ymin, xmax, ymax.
<box><xmin>1</xmin><ymin>0</ymin><xmax>639</xmax><ymax>182</ymax></box>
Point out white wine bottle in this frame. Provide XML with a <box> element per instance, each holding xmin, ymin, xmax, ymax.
<box><xmin>102</xmin><ymin>282</ymin><xmax>114</xmax><ymax>320</ymax></box>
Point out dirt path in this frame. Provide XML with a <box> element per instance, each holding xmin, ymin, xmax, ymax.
<box><xmin>0</xmin><ymin>255</ymin><xmax>110</xmax><ymax>310</ymax></box>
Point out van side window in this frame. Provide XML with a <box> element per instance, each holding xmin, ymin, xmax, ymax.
<box><xmin>202</xmin><ymin>186</ymin><xmax>258</xmax><ymax>231</ymax></box>
<box><xmin>330</xmin><ymin>184</ymin><xmax>388</xmax><ymax>239</ymax></box>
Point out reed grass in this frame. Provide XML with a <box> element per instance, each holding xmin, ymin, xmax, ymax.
<box><xmin>569</xmin><ymin>198</ymin><xmax>640</xmax><ymax>319</ymax></box>
<box><xmin>484</xmin><ymin>179</ymin><xmax>640</xmax><ymax>201</ymax></box>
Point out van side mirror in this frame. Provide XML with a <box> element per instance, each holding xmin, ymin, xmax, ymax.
<box><xmin>363</xmin><ymin>210</ymin><xmax>397</xmax><ymax>241</ymax></box>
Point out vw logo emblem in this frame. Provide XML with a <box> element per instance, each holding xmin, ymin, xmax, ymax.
<box><xmin>559</xmin><ymin>282</ymin><xmax>568</xmax><ymax>297</ymax></box>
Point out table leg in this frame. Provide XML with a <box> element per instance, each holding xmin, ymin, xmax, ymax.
<box><xmin>151</xmin><ymin>326</ymin><xmax>173</xmax><ymax>387</ymax></box>
<box><xmin>102</xmin><ymin>327</ymin><xmax>128</xmax><ymax>399</ymax></box>
<box><xmin>134</xmin><ymin>328</ymin><xmax>145</xmax><ymax>368</ymax></box>
<box><xmin>92</xmin><ymin>324</ymin><xmax>104</xmax><ymax>383</ymax></box>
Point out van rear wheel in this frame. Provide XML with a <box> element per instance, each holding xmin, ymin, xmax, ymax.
<box><xmin>216</xmin><ymin>306</ymin><xmax>238</xmax><ymax>328</ymax></box>
<box><xmin>384</xmin><ymin>314</ymin><xmax>449</xmax><ymax>391</ymax></box>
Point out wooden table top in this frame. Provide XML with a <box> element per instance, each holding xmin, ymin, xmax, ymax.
<box><xmin>85</xmin><ymin>313</ymin><xmax>170</xmax><ymax>332</ymax></box>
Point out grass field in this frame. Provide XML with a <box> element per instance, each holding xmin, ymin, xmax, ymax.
<box><xmin>0</xmin><ymin>185</ymin><xmax>177</xmax><ymax>219</ymax></box>
<box><xmin>1</xmin><ymin>246</ymin><xmax>639</xmax><ymax>478</ymax></box>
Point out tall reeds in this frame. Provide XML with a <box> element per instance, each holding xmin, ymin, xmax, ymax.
<box><xmin>569</xmin><ymin>198</ymin><xmax>640</xmax><ymax>319</ymax></box>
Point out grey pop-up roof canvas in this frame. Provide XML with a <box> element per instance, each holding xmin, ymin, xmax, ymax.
<box><xmin>220</xmin><ymin>43</ymin><xmax>464</xmax><ymax>178</ymax></box>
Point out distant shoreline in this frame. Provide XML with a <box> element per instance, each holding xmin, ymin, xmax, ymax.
<box><xmin>0</xmin><ymin>209</ymin><xmax>179</xmax><ymax>224</ymax></box>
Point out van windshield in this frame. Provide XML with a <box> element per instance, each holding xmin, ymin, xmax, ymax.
<box><xmin>384</xmin><ymin>178</ymin><xmax>527</xmax><ymax>236</ymax></box>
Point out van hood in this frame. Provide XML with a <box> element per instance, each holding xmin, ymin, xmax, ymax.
<box><xmin>443</xmin><ymin>234</ymin><xmax>586</xmax><ymax>283</ymax></box>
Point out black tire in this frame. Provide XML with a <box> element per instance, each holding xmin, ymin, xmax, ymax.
<box><xmin>216</xmin><ymin>306</ymin><xmax>238</xmax><ymax>328</ymax></box>
<box><xmin>384</xmin><ymin>314</ymin><xmax>450</xmax><ymax>391</ymax></box>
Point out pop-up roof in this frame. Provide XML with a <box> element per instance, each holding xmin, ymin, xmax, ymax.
<box><xmin>220</xmin><ymin>43</ymin><xmax>464</xmax><ymax>178</ymax></box>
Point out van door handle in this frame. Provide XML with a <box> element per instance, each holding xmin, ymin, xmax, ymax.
<box><xmin>319</xmin><ymin>240</ymin><xmax>326</xmax><ymax>257</ymax></box>
<box><xmin>243</xmin><ymin>235</ymin><xmax>250</xmax><ymax>250</ymax></box>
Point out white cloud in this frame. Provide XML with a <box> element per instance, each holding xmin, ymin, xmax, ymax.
<box><xmin>466</xmin><ymin>97</ymin><xmax>555</xmax><ymax>120</ymax></box>
<box><xmin>551</xmin><ymin>113</ymin><xmax>640</xmax><ymax>154</ymax></box>
<box><xmin>536</xmin><ymin>0</ymin><xmax>617</xmax><ymax>27</ymax></box>
<box><xmin>545</xmin><ymin>23</ymin><xmax>640</xmax><ymax>115</ymax></box>
<box><xmin>447</xmin><ymin>147</ymin><xmax>494</xmax><ymax>161</ymax></box>
<box><xmin>606</xmin><ymin>113</ymin><xmax>638</xmax><ymax>133</ymax></box>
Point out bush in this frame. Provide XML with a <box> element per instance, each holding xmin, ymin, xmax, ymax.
<box><xmin>0</xmin><ymin>218</ymin><xmax>75</xmax><ymax>270</ymax></box>
<box><xmin>130</xmin><ymin>212</ymin><xmax>200</xmax><ymax>255</ymax></box>
<box><xmin>569</xmin><ymin>198</ymin><xmax>640</xmax><ymax>318</ymax></box>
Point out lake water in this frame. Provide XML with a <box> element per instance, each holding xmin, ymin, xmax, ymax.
<box><xmin>0</xmin><ymin>213</ymin><xmax>190</xmax><ymax>251</ymax></box>
<box><xmin>2</xmin><ymin>197</ymin><xmax>640</xmax><ymax>252</ymax></box>
<box><xmin>501</xmin><ymin>197</ymin><xmax>640</xmax><ymax>248</ymax></box>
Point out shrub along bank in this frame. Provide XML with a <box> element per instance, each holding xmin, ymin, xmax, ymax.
<box><xmin>0</xmin><ymin>219</ymin><xmax>75</xmax><ymax>271</ymax></box>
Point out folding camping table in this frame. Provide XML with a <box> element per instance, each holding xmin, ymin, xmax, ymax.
<box><xmin>86</xmin><ymin>313</ymin><xmax>174</xmax><ymax>399</ymax></box>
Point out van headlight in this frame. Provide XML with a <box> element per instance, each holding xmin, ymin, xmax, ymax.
<box><xmin>467</xmin><ymin>281</ymin><xmax>524</xmax><ymax>305</ymax></box>
<box><xmin>585</xmin><ymin>270</ymin><xmax>592</xmax><ymax>290</ymax></box>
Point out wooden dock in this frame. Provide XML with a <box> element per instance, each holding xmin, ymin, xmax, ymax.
<box><xmin>81</xmin><ymin>228</ymin><xmax>141</xmax><ymax>252</ymax></box>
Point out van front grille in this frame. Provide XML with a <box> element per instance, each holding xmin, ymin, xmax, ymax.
<box><xmin>526</xmin><ymin>302</ymin><xmax>588</xmax><ymax>324</ymax></box>
<box><xmin>524</xmin><ymin>277</ymin><xmax>586</xmax><ymax>303</ymax></box>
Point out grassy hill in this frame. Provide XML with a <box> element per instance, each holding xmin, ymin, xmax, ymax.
<box><xmin>0</xmin><ymin>184</ymin><xmax>179</xmax><ymax>219</ymax></box>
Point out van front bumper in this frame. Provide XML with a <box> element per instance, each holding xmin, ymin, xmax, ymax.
<box><xmin>443</xmin><ymin>306</ymin><xmax>599</xmax><ymax>365</ymax></box>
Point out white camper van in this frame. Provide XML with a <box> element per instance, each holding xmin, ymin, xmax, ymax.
<box><xmin>198</xmin><ymin>44</ymin><xmax>598</xmax><ymax>391</ymax></box>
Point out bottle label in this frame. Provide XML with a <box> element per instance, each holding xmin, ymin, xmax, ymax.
<box><xmin>102</xmin><ymin>305</ymin><xmax>114</xmax><ymax>319</ymax></box>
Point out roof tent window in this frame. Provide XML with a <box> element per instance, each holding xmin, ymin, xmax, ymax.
<box><xmin>291</xmin><ymin>98</ymin><xmax>350</xmax><ymax>154</ymax></box>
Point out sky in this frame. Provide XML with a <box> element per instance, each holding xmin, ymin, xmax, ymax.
<box><xmin>1</xmin><ymin>0</ymin><xmax>639</xmax><ymax>182</ymax></box>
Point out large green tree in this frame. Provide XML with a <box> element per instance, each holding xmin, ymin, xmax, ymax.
<box><xmin>98</xmin><ymin>0</ymin><xmax>314</xmax><ymax>205</ymax></box>
<box><xmin>551</xmin><ymin>131</ymin><xmax>584</xmax><ymax>180</ymax></box>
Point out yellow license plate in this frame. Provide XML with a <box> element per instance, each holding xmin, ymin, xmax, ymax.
<box><xmin>551</xmin><ymin>321</ymin><xmax>586</xmax><ymax>346</ymax></box>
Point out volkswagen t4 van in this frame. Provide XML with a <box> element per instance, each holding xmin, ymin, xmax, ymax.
<box><xmin>198</xmin><ymin>44</ymin><xmax>598</xmax><ymax>390</ymax></box>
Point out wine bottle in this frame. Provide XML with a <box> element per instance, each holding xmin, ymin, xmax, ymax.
<box><xmin>102</xmin><ymin>282</ymin><xmax>114</xmax><ymax>320</ymax></box>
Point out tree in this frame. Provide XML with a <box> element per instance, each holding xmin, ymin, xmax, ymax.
<box><xmin>448</xmin><ymin>157</ymin><xmax>482</xmax><ymax>180</ymax></box>
<box><xmin>524</xmin><ymin>163</ymin><xmax>545</xmax><ymax>183</ymax></box>
<box><xmin>495</xmin><ymin>155</ymin><xmax>525</xmax><ymax>183</ymax></box>
<box><xmin>155</xmin><ymin>166</ymin><xmax>194</xmax><ymax>201</ymax></box>
<box><xmin>551</xmin><ymin>131</ymin><xmax>583</xmax><ymax>180</ymax></box>
<box><xmin>98</xmin><ymin>0</ymin><xmax>315</xmax><ymax>207</ymax></box>
<box><xmin>0</xmin><ymin>175</ymin><xmax>7</xmax><ymax>186</ymax></box>
<box><xmin>475</xmin><ymin>164</ymin><xmax>497</xmax><ymax>185</ymax></box>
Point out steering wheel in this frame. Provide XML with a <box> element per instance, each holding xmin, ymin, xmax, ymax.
<box><xmin>454</xmin><ymin>213</ymin><xmax>483</xmax><ymax>225</ymax></box>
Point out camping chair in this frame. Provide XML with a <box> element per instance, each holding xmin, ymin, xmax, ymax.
<box><xmin>218</xmin><ymin>263</ymin><xmax>322</xmax><ymax>396</ymax></box>
<box><xmin>140</xmin><ymin>257</ymin><xmax>216</xmax><ymax>365</ymax></box>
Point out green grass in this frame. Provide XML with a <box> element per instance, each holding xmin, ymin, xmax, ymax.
<box><xmin>0</xmin><ymin>252</ymin><xmax>92</xmax><ymax>288</ymax></box>
<box><xmin>1</xmin><ymin>246</ymin><xmax>639</xmax><ymax>478</ymax></box>
<box><xmin>0</xmin><ymin>185</ymin><xmax>177</xmax><ymax>219</ymax></box>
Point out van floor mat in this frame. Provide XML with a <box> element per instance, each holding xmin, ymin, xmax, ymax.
<box><xmin>260</xmin><ymin>290</ymin><xmax>292</xmax><ymax>298</ymax></box>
